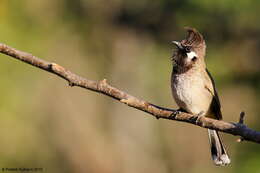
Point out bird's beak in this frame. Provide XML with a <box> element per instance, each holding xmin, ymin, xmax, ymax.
<box><xmin>172</xmin><ymin>41</ymin><xmax>184</xmax><ymax>50</ymax></box>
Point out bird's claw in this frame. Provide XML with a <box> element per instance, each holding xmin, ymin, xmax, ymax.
<box><xmin>169</xmin><ymin>108</ymin><xmax>183</xmax><ymax>119</ymax></box>
<box><xmin>195</xmin><ymin>111</ymin><xmax>205</xmax><ymax>124</ymax></box>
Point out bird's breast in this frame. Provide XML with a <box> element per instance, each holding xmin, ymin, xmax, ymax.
<box><xmin>171</xmin><ymin>72</ymin><xmax>212</xmax><ymax>115</ymax></box>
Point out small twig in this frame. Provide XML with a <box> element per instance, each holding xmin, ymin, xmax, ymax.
<box><xmin>1</xmin><ymin>43</ymin><xmax>260</xmax><ymax>143</ymax></box>
<box><xmin>237</xmin><ymin>112</ymin><xmax>246</xmax><ymax>142</ymax></box>
<box><xmin>239</xmin><ymin>111</ymin><xmax>245</xmax><ymax>124</ymax></box>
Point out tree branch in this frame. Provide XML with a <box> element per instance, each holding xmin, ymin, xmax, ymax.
<box><xmin>0</xmin><ymin>42</ymin><xmax>260</xmax><ymax>143</ymax></box>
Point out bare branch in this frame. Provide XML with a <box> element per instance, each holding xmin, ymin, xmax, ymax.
<box><xmin>0</xmin><ymin>43</ymin><xmax>260</xmax><ymax>143</ymax></box>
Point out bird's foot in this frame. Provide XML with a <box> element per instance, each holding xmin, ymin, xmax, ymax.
<box><xmin>169</xmin><ymin>108</ymin><xmax>186</xmax><ymax>119</ymax></box>
<box><xmin>195</xmin><ymin>111</ymin><xmax>205</xmax><ymax>125</ymax></box>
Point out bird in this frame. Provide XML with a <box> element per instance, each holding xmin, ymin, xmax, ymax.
<box><xmin>170</xmin><ymin>27</ymin><xmax>231</xmax><ymax>166</ymax></box>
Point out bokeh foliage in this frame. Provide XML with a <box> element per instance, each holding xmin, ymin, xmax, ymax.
<box><xmin>0</xmin><ymin>0</ymin><xmax>260</xmax><ymax>172</ymax></box>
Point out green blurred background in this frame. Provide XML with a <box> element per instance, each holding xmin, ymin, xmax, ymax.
<box><xmin>0</xmin><ymin>0</ymin><xmax>260</xmax><ymax>172</ymax></box>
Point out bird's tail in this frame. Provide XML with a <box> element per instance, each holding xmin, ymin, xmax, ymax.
<box><xmin>208</xmin><ymin>129</ymin><xmax>231</xmax><ymax>166</ymax></box>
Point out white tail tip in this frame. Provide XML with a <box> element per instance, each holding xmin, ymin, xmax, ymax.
<box><xmin>213</xmin><ymin>154</ymin><xmax>231</xmax><ymax>166</ymax></box>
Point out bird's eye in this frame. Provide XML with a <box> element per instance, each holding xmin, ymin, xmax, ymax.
<box><xmin>185</xmin><ymin>47</ymin><xmax>191</xmax><ymax>52</ymax></box>
<box><xmin>191</xmin><ymin>56</ymin><xmax>197</xmax><ymax>62</ymax></box>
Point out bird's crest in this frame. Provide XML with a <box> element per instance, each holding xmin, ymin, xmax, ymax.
<box><xmin>181</xmin><ymin>27</ymin><xmax>205</xmax><ymax>48</ymax></box>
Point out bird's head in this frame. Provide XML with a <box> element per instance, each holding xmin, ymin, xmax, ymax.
<box><xmin>172</xmin><ymin>27</ymin><xmax>206</xmax><ymax>72</ymax></box>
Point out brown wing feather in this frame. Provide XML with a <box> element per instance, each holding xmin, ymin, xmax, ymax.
<box><xmin>205</xmin><ymin>69</ymin><xmax>222</xmax><ymax>120</ymax></box>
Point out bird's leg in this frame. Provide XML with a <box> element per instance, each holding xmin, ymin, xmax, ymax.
<box><xmin>169</xmin><ymin>108</ymin><xmax>186</xmax><ymax>119</ymax></box>
<box><xmin>196</xmin><ymin>111</ymin><xmax>205</xmax><ymax>125</ymax></box>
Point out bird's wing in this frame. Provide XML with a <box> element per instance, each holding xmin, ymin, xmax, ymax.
<box><xmin>204</xmin><ymin>68</ymin><xmax>222</xmax><ymax>120</ymax></box>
